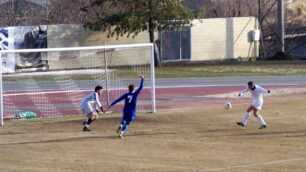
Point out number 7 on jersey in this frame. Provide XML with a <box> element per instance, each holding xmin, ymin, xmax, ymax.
<box><xmin>127</xmin><ymin>95</ymin><xmax>133</xmax><ymax>103</ymax></box>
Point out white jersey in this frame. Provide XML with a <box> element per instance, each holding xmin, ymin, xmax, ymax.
<box><xmin>240</xmin><ymin>84</ymin><xmax>269</xmax><ymax>110</ymax></box>
<box><xmin>80</xmin><ymin>92</ymin><xmax>102</xmax><ymax>108</ymax></box>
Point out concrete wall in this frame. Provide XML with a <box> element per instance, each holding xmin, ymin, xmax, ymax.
<box><xmin>191</xmin><ymin>17</ymin><xmax>258</xmax><ymax>61</ymax></box>
<box><xmin>46</xmin><ymin>24</ymin><xmax>150</xmax><ymax>69</ymax></box>
<box><xmin>46</xmin><ymin>17</ymin><xmax>258</xmax><ymax>68</ymax></box>
<box><xmin>47</xmin><ymin>24</ymin><xmax>149</xmax><ymax>48</ymax></box>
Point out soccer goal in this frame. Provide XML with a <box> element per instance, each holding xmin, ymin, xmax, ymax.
<box><xmin>0</xmin><ymin>43</ymin><xmax>156</xmax><ymax>125</ymax></box>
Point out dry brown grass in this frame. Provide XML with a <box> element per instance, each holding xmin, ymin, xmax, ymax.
<box><xmin>1</xmin><ymin>95</ymin><xmax>306</xmax><ymax>172</ymax></box>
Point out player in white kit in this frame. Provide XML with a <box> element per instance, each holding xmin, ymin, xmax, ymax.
<box><xmin>80</xmin><ymin>85</ymin><xmax>105</xmax><ymax>131</ymax></box>
<box><xmin>236</xmin><ymin>81</ymin><xmax>270</xmax><ymax>129</ymax></box>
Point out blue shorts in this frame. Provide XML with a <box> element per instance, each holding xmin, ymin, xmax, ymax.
<box><xmin>122</xmin><ymin>111</ymin><xmax>136</xmax><ymax>124</ymax></box>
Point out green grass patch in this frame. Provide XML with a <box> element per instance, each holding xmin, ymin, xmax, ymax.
<box><xmin>155</xmin><ymin>61</ymin><xmax>306</xmax><ymax>78</ymax></box>
<box><xmin>3</xmin><ymin>61</ymin><xmax>306</xmax><ymax>80</ymax></box>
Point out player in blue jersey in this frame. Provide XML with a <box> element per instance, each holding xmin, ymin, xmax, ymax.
<box><xmin>80</xmin><ymin>85</ymin><xmax>105</xmax><ymax>131</ymax></box>
<box><xmin>109</xmin><ymin>75</ymin><xmax>144</xmax><ymax>138</ymax></box>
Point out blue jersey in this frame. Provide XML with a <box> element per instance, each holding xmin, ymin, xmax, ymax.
<box><xmin>111</xmin><ymin>78</ymin><xmax>144</xmax><ymax>113</ymax></box>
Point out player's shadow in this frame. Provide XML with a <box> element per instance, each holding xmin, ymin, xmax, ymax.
<box><xmin>0</xmin><ymin>134</ymin><xmax>118</xmax><ymax>146</ymax></box>
<box><xmin>2</xmin><ymin>129</ymin><xmax>306</xmax><ymax>146</ymax></box>
<box><xmin>0</xmin><ymin>131</ymin><xmax>32</xmax><ymax>136</ymax></box>
<box><xmin>239</xmin><ymin>130</ymin><xmax>306</xmax><ymax>139</ymax></box>
<box><xmin>126</xmin><ymin>129</ymin><xmax>306</xmax><ymax>139</ymax></box>
<box><xmin>0</xmin><ymin>129</ymin><xmax>231</xmax><ymax>146</ymax></box>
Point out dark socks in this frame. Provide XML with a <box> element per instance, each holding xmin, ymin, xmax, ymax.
<box><xmin>87</xmin><ymin>118</ymin><xmax>92</xmax><ymax>125</ymax></box>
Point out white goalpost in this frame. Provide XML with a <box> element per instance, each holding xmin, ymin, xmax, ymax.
<box><xmin>0</xmin><ymin>43</ymin><xmax>156</xmax><ymax>126</ymax></box>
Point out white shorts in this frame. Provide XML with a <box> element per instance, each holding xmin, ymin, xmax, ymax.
<box><xmin>80</xmin><ymin>102</ymin><xmax>94</xmax><ymax>116</ymax></box>
<box><xmin>252</xmin><ymin>100</ymin><xmax>263</xmax><ymax>110</ymax></box>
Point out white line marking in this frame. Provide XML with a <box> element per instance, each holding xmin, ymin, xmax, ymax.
<box><xmin>156</xmin><ymin>83</ymin><xmax>300</xmax><ymax>89</ymax></box>
<box><xmin>4</xmin><ymin>69</ymin><xmax>107</xmax><ymax>76</ymax></box>
<box><xmin>3</xmin><ymin>87</ymin><xmax>152</xmax><ymax>96</ymax></box>
<box><xmin>199</xmin><ymin>157</ymin><xmax>306</xmax><ymax>172</ymax></box>
<box><xmin>4</xmin><ymin>90</ymin><xmax>88</xmax><ymax>96</ymax></box>
<box><xmin>3</xmin><ymin>83</ymin><xmax>303</xmax><ymax>97</ymax></box>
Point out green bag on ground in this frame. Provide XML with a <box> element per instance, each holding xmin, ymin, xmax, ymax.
<box><xmin>15</xmin><ymin>112</ymin><xmax>37</xmax><ymax>119</ymax></box>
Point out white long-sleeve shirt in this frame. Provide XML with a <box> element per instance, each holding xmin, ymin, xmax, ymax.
<box><xmin>240</xmin><ymin>85</ymin><xmax>269</xmax><ymax>103</ymax></box>
<box><xmin>80</xmin><ymin>92</ymin><xmax>102</xmax><ymax>108</ymax></box>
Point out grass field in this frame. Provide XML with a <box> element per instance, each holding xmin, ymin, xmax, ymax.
<box><xmin>1</xmin><ymin>61</ymin><xmax>306</xmax><ymax>171</ymax></box>
<box><xmin>1</xmin><ymin>93</ymin><xmax>306</xmax><ymax>172</ymax></box>
<box><xmin>155</xmin><ymin>61</ymin><xmax>306</xmax><ymax>78</ymax></box>
<box><xmin>4</xmin><ymin>61</ymin><xmax>306</xmax><ymax>80</ymax></box>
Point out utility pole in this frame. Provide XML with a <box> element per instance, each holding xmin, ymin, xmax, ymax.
<box><xmin>258</xmin><ymin>0</ymin><xmax>261</xmax><ymax>24</ymax></box>
<box><xmin>277</xmin><ymin>0</ymin><xmax>285</xmax><ymax>52</ymax></box>
<box><xmin>257</xmin><ymin>0</ymin><xmax>261</xmax><ymax>58</ymax></box>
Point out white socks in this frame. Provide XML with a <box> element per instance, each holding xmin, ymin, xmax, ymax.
<box><xmin>241</xmin><ymin>112</ymin><xmax>267</xmax><ymax>127</ymax></box>
<box><xmin>256</xmin><ymin>115</ymin><xmax>266</xmax><ymax>126</ymax></box>
<box><xmin>241</xmin><ymin>112</ymin><xmax>250</xmax><ymax>125</ymax></box>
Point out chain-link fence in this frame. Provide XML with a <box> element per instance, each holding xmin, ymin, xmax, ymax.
<box><xmin>258</xmin><ymin>0</ymin><xmax>306</xmax><ymax>59</ymax></box>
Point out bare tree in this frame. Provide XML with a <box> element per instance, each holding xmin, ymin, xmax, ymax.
<box><xmin>284</xmin><ymin>3</ymin><xmax>306</xmax><ymax>58</ymax></box>
<box><xmin>0</xmin><ymin>0</ymin><xmax>91</xmax><ymax>27</ymax></box>
<box><xmin>187</xmin><ymin>0</ymin><xmax>257</xmax><ymax>18</ymax></box>
<box><xmin>0</xmin><ymin>0</ymin><xmax>47</xmax><ymax>27</ymax></box>
<box><xmin>46</xmin><ymin>0</ymin><xmax>92</xmax><ymax>25</ymax></box>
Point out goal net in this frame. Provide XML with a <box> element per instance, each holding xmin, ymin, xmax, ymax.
<box><xmin>0</xmin><ymin>43</ymin><xmax>156</xmax><ymax>125</ymax></box>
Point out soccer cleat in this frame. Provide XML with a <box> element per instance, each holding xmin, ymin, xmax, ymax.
<box><xmin>236</xmin><ymin>122</ymin><xmax>245</xmax><ymax>127</ymax></box>
<box><xmin>83</xmin><ymin>127</ymin><xmax>91</xmax><ymax>131</ymax></box>
<box><xmin>117</xmin><ymin>125</ymin><xmax>123</xmax><ymax>134</ymax></box>
<box><xmin>119</xmin><ymin>132</ymin><xmax>124</xmax><ymax>139</ymax></box>
<box><xmin>259</xmin><ymin>125</ymin><xmax>267</xmax><ymax>129</ymax></box>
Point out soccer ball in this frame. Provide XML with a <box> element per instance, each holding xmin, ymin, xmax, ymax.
<box><xmin>224</xmin><ymin>102</ymin><xmax>232</xmax><ymax>109</ymax></box>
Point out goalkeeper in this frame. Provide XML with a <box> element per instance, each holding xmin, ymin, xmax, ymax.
<box><xmin>109</xmin><ymin>75</ymin><xmax>144</xmax><ymax>138</ymax></box>
<box><xmin>80</xmin><ymin>85</ymin><xmax>105</xmax><ymax>131</ymax></box>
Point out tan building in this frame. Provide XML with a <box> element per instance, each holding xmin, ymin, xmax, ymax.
<box><xmin>161</xmin><ymin>17</ymin><xmax>259</xmax><ymax>62</ymax></box>
<box><xmin>47</xmin><ymin>17</ymin><xmax>259</xmax><ymax>63</ymax></box>
<box><xmin>2</xmin><ymin>16</ymin><xmax>259</xmax><ymax>71</ymax></box>
<box><xmin>191</xmin><ymin>17</ymin><xmax>258</xmax><ymax>61</ymax></box>
<box><xmin>46</xmin><ymin>24</ymin><xmax>150</xmax><ymax>69</ymax></box>
<box><xmin>47</xmin><ymin>24</ymin><xmax>149</xmax><ymax>48</ymax></box>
